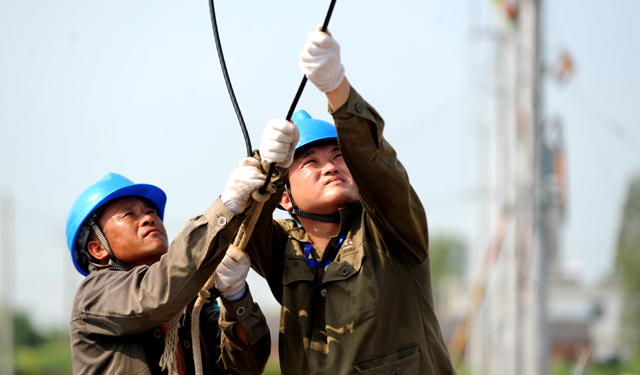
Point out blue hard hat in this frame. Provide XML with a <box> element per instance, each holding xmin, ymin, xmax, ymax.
<box><xmin>278</xmin><ymin>110</ymin><xmax>338</xmax><ymax>212</ymax></box>
<box><xmin>292</xmin><ymin>110</ymin><xmax>337</xmax><ymax>153</ymax></box>
<box><xmin>65</xmin><ymin>173</ymin><xmax>167</xmax><ymax>276</ymax></box>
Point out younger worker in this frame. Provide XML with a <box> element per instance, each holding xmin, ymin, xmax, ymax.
<box><xmin>65</xmin><ymin>119</ymin><xmax>297</xmax><ymax>374</ymax></box>
<box><xmin>242</xmin><ymin>29</ymin><xmax>458</xmax><ymax>374</ymax></box>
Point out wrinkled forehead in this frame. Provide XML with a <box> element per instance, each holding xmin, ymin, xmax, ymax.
<box><xmin>294</xmin><ymin>139</ymin><xmax>340</xmax><ymax>160</ymax></box>
<box><xmin>97</xmin><ymin>196</ymin><xmax>156</xmax><ymax>220</ymax></box>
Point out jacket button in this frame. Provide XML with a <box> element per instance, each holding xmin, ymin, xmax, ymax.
<box><xmin>320</xmin><ymin>288</ymin><xmax>327</xmax><ymax>297</ymax></box>
<box><xmin>236</xmin><ymin>306</ymin><xmax>246</xmax><ymax>316</ymax></box>
<box><xmin>355</xmin><ymin>102</ymin><xmax>363</xmax><ymax>113</ymax></box>
<box><xmin>340</xmin><ymin>266</ymin><xmax>350</xmax><ymax>277</ymax></box>
<box><xmin>217</xmin><ymin>217</ymin><xmax>227</xmax><ymax>227</ymax></box>
<box><xmin>391</xmin><ymin>371</ymin><xmax>400</xmax><ymax>375</ymax></box>
<box><xmin>153</xmin><ymin>329</ymin><xmax>161</xmax><ymax>339</ymax></box>
<box><xmin>183</xmin><ymin>340</ymin><xmax>191</xmax><ymax>349</ymax></box>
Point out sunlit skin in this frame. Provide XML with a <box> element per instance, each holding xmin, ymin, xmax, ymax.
<box><xmin>87</xmin><ymin>196</ymin><xmax>169</xmax><ymax>268</ymax></box>
<box><xmin>281</xmin><ymin>143</ymin><xmax>360</xmax><ymax>215</ymax></box>
<box><xmin>280</xmin><ymin>142</ymin><xmax>360</xmax><ymax>251</ymax></box>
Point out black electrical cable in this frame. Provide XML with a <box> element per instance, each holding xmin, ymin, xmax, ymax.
<box><xmin>208</xmin><ymin>0</ymin><xmax>252</xmax><ymax>157</ymax></box>
<box><xmin>207</xmin><ymin>0</ymin><xmax>338</xmax><ymax>189</ymax></box>
<box><xmin>259</xmin><ymin>0</ymin><xmax>337</xmax><ymax>194</ymax></box>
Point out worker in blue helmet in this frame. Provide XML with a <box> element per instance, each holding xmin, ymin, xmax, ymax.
<box><xmin>274</xmin><ymin>109</ymin><xmax>345</xmax><ymax>224</ymax></box>
<box><xmin>241</xmin><ymin>28</ymin><xmax>457</xmax><ymax>374</ymax></box>
<box><xmin>65</xmin><ymin>116</ymin><xmax>298</xmax><ymax>374</ymax></box>
<box><xmin>66</xmin><ymin>172</ymin><xmax>168</xmax><ymax>276</ymax></box>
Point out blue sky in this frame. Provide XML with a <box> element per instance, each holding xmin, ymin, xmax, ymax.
<box><xmin>0</xmin><ymin>0</ymin><xmax>638</xmax><ymax>329</ymax></box>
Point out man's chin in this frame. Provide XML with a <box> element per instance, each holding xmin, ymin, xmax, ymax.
<box><xmin>331</xmin><ymin>188</ymin><xmax>359</xmax><ymax>205</ymax></box>
<box><xmin>145</xmin><ymin>234</ymin><xmax>168</xmax><ymax>247</ymax></box>
<box><xmin>311</xmin><ymin>194</ymin><xmax>360</xmax><ymax>213</ymax></box>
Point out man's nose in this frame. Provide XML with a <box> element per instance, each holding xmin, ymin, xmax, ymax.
<box><xmin>322</xmin><ymin>161</ymin><xmax>338</xmax><ymax>175</ymax></box>
<box><xmin>140</xmin><ymin>214</ymin><xmax>155</xmax><ymax>226</ymax></box>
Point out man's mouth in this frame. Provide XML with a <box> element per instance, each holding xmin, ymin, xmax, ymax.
<box><xmin>143</xmin><ymin>228</ymin><xmax>160</xmax><ymax>237</ymax></box>
<box><xmin>325</xmin><ymin>176</ymin><xmax>345</xmax><ymax>185</ymax></box>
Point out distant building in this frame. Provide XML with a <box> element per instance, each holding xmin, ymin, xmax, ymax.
<box><xmin>548</xmin><ymin>268</ymin><xmax>622</xmax><ymax>363</ymax></box>
<box><xmin>433</xmin><ymin>263</ymin><xmax>623</xmax><ymax>366</ymax></box>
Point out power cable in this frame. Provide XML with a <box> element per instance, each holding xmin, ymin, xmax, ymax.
<box><xmin>207</xmin><ymin>0</ymin><xmax>252</xmax><ymax>157</ymax></box>
<box><xmin>206</xmin><ymin>0</ymin><xmax>338</xmax><ymax>192</ymax></box>
<box><xmin>568</xmin><ymin>80</ymin><xmax>640</xmax><ymax>151</ymax></box>
<box><xmin>260</xmin><ymin>0</ymin><xmax>337</xmax><ymax>194</ymax></box>
<box><xmin>545</xmin><ymin>1</ymin><xmax>640</xmax><ymax>151</ymax></box>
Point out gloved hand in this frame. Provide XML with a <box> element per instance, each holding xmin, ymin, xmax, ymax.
<box><xmin>299</xmin><ymin>27</ymin><xmax>345</xmax><ymax>93</ymax></box>
<box><xmin>260</xmin><ymin>118</ymin><xmax>300</xmax><ymax>168</ymax></box>
<box><xmin>221</xmin><ymin>157</ymin><xmax>265</xmax><ymax>215</ymax></box>
<box><xmin>214</xmin><ymin>246</ymin><xmax>251</xmax><ymax>301</ymax></box>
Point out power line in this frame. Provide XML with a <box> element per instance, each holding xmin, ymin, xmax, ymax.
<box><xmin>567</xmin><ymin>80</ymin><xmax>640</xmax><ymax>151</ymax></box>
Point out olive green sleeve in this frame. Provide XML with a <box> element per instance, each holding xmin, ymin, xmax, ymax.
<box><xmin>217</xmin><ymin>285</ymin><xmax>271</xmax><ymax>375</ymax></box>
<box><xmin>73</xmin><ymin>198</ymin><xmax>245</xmax><ymax>336</ymax></box>
<box><xmin>330</xmin><ymin>86</ymin><xmax>429</xmax><ymax>265</ymax></box>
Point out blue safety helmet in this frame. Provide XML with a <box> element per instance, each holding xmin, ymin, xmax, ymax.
<box><xmin>278</xmin><ymin>110</ymin><xmax>340</xmax><ymax>213</ymax></box>
<box><xmin>65</xmin><ymin>173</ymin><xmax>167</xmax><ymax>276</ymax></box>
<box><xmin>292</xmin><ymin>110</ymin><xmax>337</xmax><ymax>152</ymax></box>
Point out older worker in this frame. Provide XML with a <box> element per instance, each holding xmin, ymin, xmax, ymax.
<box><xmin>65</xmin><ymin>119</ymin><xmax>298</xmax><ymax>374</ymax></box>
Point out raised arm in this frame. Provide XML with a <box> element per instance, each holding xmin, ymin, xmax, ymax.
<box><xmin>73</xmin><ymin>198</ymin><xmax>245</xmax><ymax>336</ymax></box>
<box><xmin>331</xmin><ymin>87</ymin><xmax>429</xmax><ymax>264</ymax></box>
<box><xmin>300</xmin><ymin>29</ymin><xmax>429</xmax><ymax>264</ymax></box>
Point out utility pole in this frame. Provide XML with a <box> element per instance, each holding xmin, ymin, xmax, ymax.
<box><xmin>518</xmin><ymin>0</ymin><xmax>548</xmax><ymax>374</ymax></box>
<box><xmin>466</xmin><ymin>0</ymin><xmax>548</xmax><ymax>374</ymax></box>
<box><xmin>505</xmin><ymin>0</ymin><xmax>548</xmax><ymax>373</ymax></box>
<box><xmin>0</xmin><ymin>190</ymin><xmax>14</xmax><ymax>375</ymax></box>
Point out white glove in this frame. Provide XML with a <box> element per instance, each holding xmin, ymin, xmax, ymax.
<box><xmin>215</xmin><ymin>246</ymin><xmax>251</xmax><ymax>301</ymax></box>
<box><xmin>299</xmin><ymin>27</ymin><xmax>345</xmax><ymax>93</ymax></box>
<box><xmin>221</xmin><ymin>157</ymin><xmax>265</xmax><ymax>215</ymax></box>
<box><xmin>260</xmin><ymin>118</ymin><xmax>300</xmax><ymax>168</ymax></box>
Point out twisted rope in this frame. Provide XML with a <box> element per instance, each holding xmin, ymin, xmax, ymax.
<box><xmin>159</xmin><ymin>185</ymin><xmax>275</xmax><ymax>375</ymax></box>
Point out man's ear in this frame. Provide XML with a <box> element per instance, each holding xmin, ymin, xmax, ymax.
<box><xmin>280</xmin><ymin>190</ymin><xmax>293</xmax><ymax>211</ymax></box>
<box><xmin>87</xmin><ymin>240</ymin><xmax>109</xmax><ymax>263</ymax></box>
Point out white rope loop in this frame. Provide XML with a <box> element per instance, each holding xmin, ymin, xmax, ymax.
<box><xmin>159</xmin><ymin>182</ymin><xmax>275</xmax><ymax>375</ymax></box>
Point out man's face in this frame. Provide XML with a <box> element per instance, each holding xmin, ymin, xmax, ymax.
<box><xmin>283</xmin><ymin>143</ymin><xmax>359</xmax><ymax>214</ymax></box>
<box><xmin>96</xmin><ymin>196</ymin><xmax>169</xmax><ymax>268</ymax></box>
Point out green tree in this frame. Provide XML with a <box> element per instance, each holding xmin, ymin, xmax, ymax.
<box><xmin>429</xmin><ymin>232</ymin><xmax>468</xmax><ymax>309</ymax></box>
<box><xmin>430</xmin><ymin>232</ymin><xmax>468</xmax><ymax>282</ymax></box>
<box><xmin>615</xmin><ymin>173</ymin><xmax>640</xmax><ymax>352</ymax></box>
<box><xmin>0</xmin><ymin>310</ymin><xmax>73</xmax><ymax>375</ymax></box>
<box><xmin>13</xmin><ymin>310</ymin><xmax>46</xmax><ymax>347</ymax></box>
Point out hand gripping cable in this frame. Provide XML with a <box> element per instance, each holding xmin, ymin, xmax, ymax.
<box><xmin>159</xmin><ymin>2</ymin><xmax>337</xmax><ymax>374</ymax></box>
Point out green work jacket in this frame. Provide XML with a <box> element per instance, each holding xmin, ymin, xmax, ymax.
<box><xmin>247</xmin><ymin>87</ymin><xmax>457</xmax><ymax>374</ymax></box>
<box><xmin>70</xmin><ymin>199</ymin><xmax>271</xmax><ymax>375</ymax></box>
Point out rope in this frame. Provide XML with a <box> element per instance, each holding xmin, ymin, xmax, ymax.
<box><xmin>159</xmin><ymin>308</ymin><xmax>187</xmax><ymax>375</ymax></box>
<box><xmin>159</xmin><ymin>185</ymin><xmax>275</xmax><ymax>375</ymax></box>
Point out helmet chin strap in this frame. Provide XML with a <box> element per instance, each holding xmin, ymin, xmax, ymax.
<box><xmin>284</xmin><ymin>184</ymin><xmax>341</xmax><ymax>224</ymax></box>
<box><xmin>87</xmin><ymin>216</ymin><xmax>132</xmax><ymax>272</ymax></box>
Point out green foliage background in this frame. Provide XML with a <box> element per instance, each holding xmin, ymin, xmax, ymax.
<box><xmin>615</xmin><ymin>174</ymin><xmax>640</xmax><ymax>354</ymax></box>
<box><xmin>0</xmin><ymin>310</ymin><xmax>72</xmax><ymax>375</ymax></box>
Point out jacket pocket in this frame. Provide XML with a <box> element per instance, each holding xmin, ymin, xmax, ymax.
<box><xmin>282</xmin><ymin>255</ymin><xmax>316</xmax><ymax>285</ymax></box>
<box><xmin>352</xmin><ymin>343</ymin><xmax>420</xmax><ymax>374</ymax></box>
